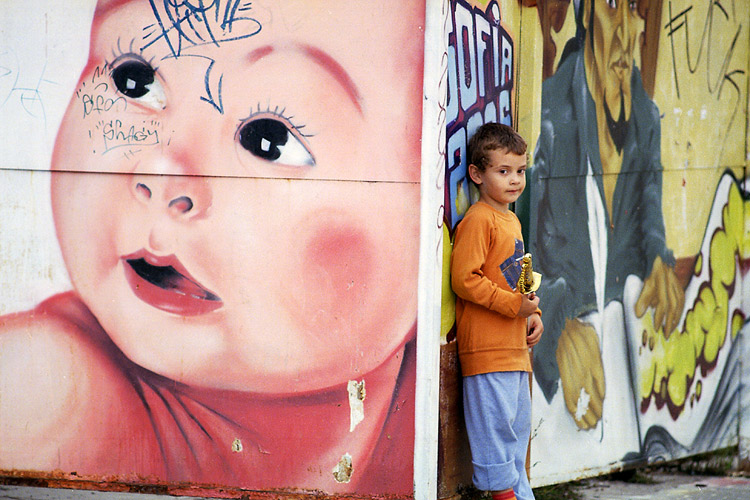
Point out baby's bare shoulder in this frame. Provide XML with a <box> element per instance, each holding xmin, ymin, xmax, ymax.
<box><xmin>0</xmin><ymin>293</ymin><xmax>128</xmax><ymax>468</ymax></box>
<box><xmin>0</xmin><ymin>292</ymin><xmax>108</xmax><ymax>374</ymax></box>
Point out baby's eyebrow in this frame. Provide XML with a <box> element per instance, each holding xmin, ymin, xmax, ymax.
<box><xmin>246</xmin><ymin>44</ymin><xmax>363</xmax><ymax>115</ymax></box>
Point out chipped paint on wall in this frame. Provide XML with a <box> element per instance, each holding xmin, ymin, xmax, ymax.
<box><xmin>332</xmin><ymin>453</ymin><xmax>353</xmax><ymax>484</ymax></box>
<box><xmin>231</xmin><ymin>438</ymin><xmax>243</xmax><ymax>453</ymax></box>
<box><xmin>347</xmin><ymin>379</ymin><xmax>366</xmax><ymax>432</ymax></box>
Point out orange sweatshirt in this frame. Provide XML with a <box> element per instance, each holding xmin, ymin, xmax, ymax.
<box><xmin>451</xmin><ymin>202</ymin><xmax>533</xmax><ymax>376</ymax></box>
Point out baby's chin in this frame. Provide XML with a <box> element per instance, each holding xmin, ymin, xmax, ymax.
<box><xmin>98</xmin><ymin>321</ymin><xmax>369</xmax><ymax>394</ymax></box>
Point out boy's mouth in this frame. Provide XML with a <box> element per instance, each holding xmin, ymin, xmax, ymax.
<box><xmin>122</xmin><ymin>250</ymin><xmax>223</xmax><ymax>316</ymax></box>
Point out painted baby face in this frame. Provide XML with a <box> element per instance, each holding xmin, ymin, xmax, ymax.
<box><xmin>51</xmin><ymin>0</ymin><xmax>424</xmax><ymax>393</ymax></box>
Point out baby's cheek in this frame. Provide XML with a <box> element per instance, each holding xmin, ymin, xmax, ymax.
<box><xmin>292</xmin><ymin>225</ymin><xmax>374</xmax><ymax>337</ymax></box>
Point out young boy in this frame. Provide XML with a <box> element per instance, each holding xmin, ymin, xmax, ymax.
<box><xmin>451</xmin><ymin>123</ymin><xmax>544</xmax><ymax>500</ymax></box>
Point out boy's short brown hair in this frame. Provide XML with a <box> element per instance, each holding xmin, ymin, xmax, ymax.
<box><xmin>468</xmin><ymin>122</ymin><xmax>527</xmax><ymax>171</ymax></box>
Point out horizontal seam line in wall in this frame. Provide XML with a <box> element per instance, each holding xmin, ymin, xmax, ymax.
<box><xmin>0</xmin><ymin>167</ymin><xmax>420</xmax><ymax>185</ymax></box>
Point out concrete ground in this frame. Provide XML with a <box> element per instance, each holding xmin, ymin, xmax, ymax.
<box><xmin>3</xmin><ymin>471</ymin><xmax>750</xmax><ymax>500</ymax></box>
<box><xmin>568</xmin><ymin>471</ymin><xmax>750</xmax><ymax>500</ymax></box>
<box><xmin>0</xmin><ymin>486</ymin><xmax>199</xmax><ymax>500</ymax></box>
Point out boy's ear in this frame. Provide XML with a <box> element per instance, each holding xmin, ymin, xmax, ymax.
<box><xmin>468</xmin><ymin>163</ymin><xmax>483</xmax><ymax>186</ymax></box>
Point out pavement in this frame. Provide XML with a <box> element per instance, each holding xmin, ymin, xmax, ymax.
<box><xmin>3</xmin><ymin>473</ymin><xmax>750</xmax><ymax>500</ymax></box>
<box><xmin>0</xmin><ymin>486</ymin><xmax>196</xmax><ymax>500</ymax></box>
<box><xmin>0</xmin><ymin>485</ymin><xmax>244</xmax><ymax>500</ymax></box>
<box><xmin>568</xmin><ymin>471</ymin><xmax>750</xmax><ymax>500</ymax></box>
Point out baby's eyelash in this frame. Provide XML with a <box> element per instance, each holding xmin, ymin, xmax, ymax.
<box><xmin>105</xmin><ymin>38</ymin><xmax>158</xmax><ymax>71</ymax></box>
<box><xmin>241</xmin><ymin>103</ymin><xmax>314</xmax><ymax>139</ymax></box>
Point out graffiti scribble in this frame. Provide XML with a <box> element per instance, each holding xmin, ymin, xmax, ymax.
<box><xmin>141</xmin><ymin>1</ymin><xmax>261</xmax><ymax>113</ymax></box>
<box><xmin>143</xmin><ymin>0</ymin><xmax>260</xmax><ymax>55</ymax></box>
<box><xmin>0</xmin><ymin>50</ymin><xmax>55</xmax><ymax>121</ymax></box>
<box><xmin>665</xmin><ymin>1</ymin><xmax>745</xmax><ymax>101</ymax></box>
<box><xmin>99</xmin><ymin>118</ymin><xmax>160</xmax><ymax>154</ymax></box>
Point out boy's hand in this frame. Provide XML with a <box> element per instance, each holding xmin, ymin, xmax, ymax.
<box><xmin>516</xmin><ymin>292</ymin><xmax>540</xmax><ymax>318</ymax></box>
<box><xmin>526</xmin><ymin>313</ymin><xmax>543</xmax><ymax>347</ymax></box>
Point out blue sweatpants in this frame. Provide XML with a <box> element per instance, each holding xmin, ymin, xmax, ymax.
<box><xmin>463</xmin><ymin>371</ymin><xmax>534</xmax><ymax>499</ymax></box>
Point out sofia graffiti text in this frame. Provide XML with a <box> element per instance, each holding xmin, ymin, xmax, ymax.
<box><xmin>447</xmin><ymin>0</ymin><xmax>513</xmax><ymax>128</ymax></box>
<box><xmin>445</xmin><ymin>0</ymin><xmax>515</xmax><ymax>226</ymax></box>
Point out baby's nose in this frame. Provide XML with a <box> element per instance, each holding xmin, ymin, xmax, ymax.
<box><xmin>168</xmin><ymin>195</ymin><xmax>194</xmax><ymax>215</ymax></box>
<box><xmin>131</xmin><ymin>176</ymin><xmax>211</xmax><ymax>220</ymax></box>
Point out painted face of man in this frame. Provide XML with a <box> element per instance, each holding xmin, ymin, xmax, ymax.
<box><xmin>584</xmin><ymin>0</ymin><xmax>642</xmax><ymax>120</ymax></box>
<box><xmin>50</xmin><ymin>0</ymin><xmax>425</xmax><ymax>394</ymax></box>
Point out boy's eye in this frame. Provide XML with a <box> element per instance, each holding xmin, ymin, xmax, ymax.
<box><xmin>111</xmin><ymin>57</ymin><xmax>166</xmax><ymax>110</ymax></box>
<box><xmin>237</xmin><ymin>117</ymin><xmax>315</xmax><ymax>167</ymax></box>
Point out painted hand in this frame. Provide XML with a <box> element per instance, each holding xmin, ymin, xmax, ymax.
<box><xmin>635</xmin><ymin>255</ymin><xmax>686</xmax><ymax>335</ymax></box>
<box><xmin>556</xmin><ymin>318</ymin><xmax>605</xmax><ymax>430</ymax></box>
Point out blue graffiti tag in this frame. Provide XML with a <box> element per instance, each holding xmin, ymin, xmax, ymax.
<box><xmin>142</xmin><ymin>0</ymin><xmax>262</xmax><ymax>113</ymax></box>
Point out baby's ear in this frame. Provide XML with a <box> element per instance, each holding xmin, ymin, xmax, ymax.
<box><xmin>467</xmin><ymin>163</ymin><xmax>483</xmax><ymax>185</ymax></box>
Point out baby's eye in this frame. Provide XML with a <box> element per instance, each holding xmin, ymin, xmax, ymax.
<box><xmin>110</xmin><ymin>56</ymin><xmax>166</xmax><ymax>110</ymax></box>
<box><xmin>237</xmin><ymin>117</ymin><xmax>315</xmax><ymax>167</ymax></box>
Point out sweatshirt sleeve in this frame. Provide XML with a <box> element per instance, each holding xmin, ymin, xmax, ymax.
<box><xmin>451</xmin><ymin>211</ymin><xmax>524</xmax><ymax>318</ymax></box>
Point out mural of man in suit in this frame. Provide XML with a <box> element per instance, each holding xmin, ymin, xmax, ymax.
<box><xmin>518</xmin><ymin>0</ymin><xmax>685</xmax><ymax>431</ymax></box>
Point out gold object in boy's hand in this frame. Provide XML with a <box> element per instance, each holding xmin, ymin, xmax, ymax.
<box><xmin>517</xmin><ymin>253</ymin><xmax>541</xmax><ymax>294</ymax></box>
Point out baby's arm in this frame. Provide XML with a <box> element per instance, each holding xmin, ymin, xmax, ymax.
<box><xmin>0</xmin><ymin>304</ymin><xmax>88</xmax><ymax>468</ymax></box>
<box><xmin>0</xmin><ymin>293</ymin><xmax>149</xmax><ymax>471</ymax></box>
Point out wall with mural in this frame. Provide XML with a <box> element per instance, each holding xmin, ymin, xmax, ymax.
<box><xmin>439</xmin><ymin>0</ymin><xmax>533</xmax><ymax>493</ymax></box>
<box><xmin>0</xmin><ymin>0</ymin><xmax>428</xmax><ymax>496</ymax></box>
<box><xmin>440</xmin><ymin>0</ymin><xmax>750</xmax><ymax>492</ymax></box>
<box><xmin>2</xmin><ymin>0</ymin><xmax>748</xmax><ymax>496</ymax></box>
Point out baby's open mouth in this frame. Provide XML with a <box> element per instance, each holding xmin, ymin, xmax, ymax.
<box><xmin>122</xmin><ymin>251</ymin><xmax>223</xmax><ymax>316</ymax></box>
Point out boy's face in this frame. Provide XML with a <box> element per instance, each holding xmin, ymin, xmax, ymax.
<box><xmin>469</xmin><ymin>148</ymin><xmax>527</xmax><ymax>212</ymax></box>
<box><xmin>50</xmin><ymin>0</ymin><xmax>424</xmax><ymax>393</ymax></box>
